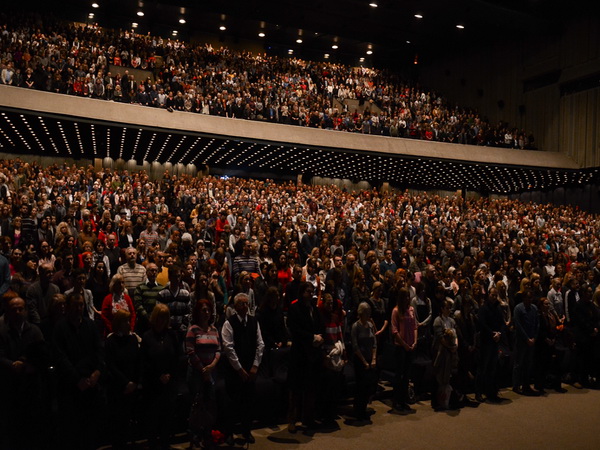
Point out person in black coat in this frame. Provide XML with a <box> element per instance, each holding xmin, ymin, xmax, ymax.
<box><xmin>0</xmin><ymin>296</ymin><xmax>49</xmax><ymax>450</ymax></box>
<box><xmin>476</xmin><ymin>287</ymin><xmax>505</xmax><ymax>403</ymax></box>
<box><xmin>141</xmin><ymin>303</ymin><xmax>180</xmax><ymax>449</ymax></box>
<box><xmin>53</xmin><ymin>292</ymin><xmax>104</xmax><ymax>450</ymax></box>
<box><xmin>287</xmin><ymin>282</ymin><xmax>325</xmax><ymax>431</ymax></box>
<box><xmin>105</xmin><ymin>310</ymin><xmax>141</xmax><ymax>449</ymax></box>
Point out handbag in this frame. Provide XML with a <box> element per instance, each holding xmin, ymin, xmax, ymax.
<box><xmin>324</xmin><ymin>340</ymin><xmax>346</xmax><ymax>372</ymax></box>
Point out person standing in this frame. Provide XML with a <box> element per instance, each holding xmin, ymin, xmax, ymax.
<box><xmin>221</xmin><ymin>293</ymin><xmax>264</xmax><ymax>445</ymax></box>
<box><xmin>133</xmin><ymin>263</ymin><xmax>164</xmax><ymax>334</ymax></box>
<box><xmin>287</xmin><ymin>282</ymin><xmax>325</xmax><ymax>431</ymax></box>
<box><xmin>186</xmin><ymin>299</ymin><xmax>221</xmax><ymax>449</ymax></box>
<box><xmin>477</xmin><ymin>287</ymin><xmax>505</xmax><ymax>402</ymax></box>
<box><xmin>117</xmin><ymin>247</ymin><xmax>147</xmax><ymax>294</ymax></box>
<box><xmin>53</xmin><ymin>292</ymin><xmax>104</xmax><ymax>449</ymax></box>
<box><xmin>0</xmin><ymin>296</ymin><xmax>48</xmax><ymax>450</ymax></box>
<box><xmin>512</xmin><ymin>290</ymin><xmax>540</xmax><ymax>395</ymax></box>
<box><xmin>432</xmin><ymin>300</ymin><xmax>458</xmax><ymax>410</ymax></box>
<box><xmin>351</xmin><ymin>302</ymin><xmax>378</xmax><ymax>420</ymax></box>
<box><xmin>391</xmin><ymin>287</ymin><xmax>418</xmax><ymax>412</ymax></box>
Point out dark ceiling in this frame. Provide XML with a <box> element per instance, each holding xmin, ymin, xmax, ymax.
<box><xmin>24</xmin><ymin>0</ymin><xmax>573</xmax><ymax>69</ymax></box>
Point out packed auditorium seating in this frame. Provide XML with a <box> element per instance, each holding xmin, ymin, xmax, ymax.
<box><xmin>0</xmin><ymin>11</ymin><xmax>536</xmax><ymax>150</ymax></box>
<box><xmin>0</xmin><ymin>157</ymin><xmax>599</xmax><ymax>448</ymax></box>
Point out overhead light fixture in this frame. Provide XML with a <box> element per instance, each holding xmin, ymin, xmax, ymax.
<box><xmin>132</xmin><ymin>22</ymin><xmax>138</xmax><ymax>28</ymax></box>
<box><xmin>88</xmin><ymin>13</ymin><xmax>94</xmax><ymax>18</ymax></box>
<box><xmin>92</xmin><ymin>2</ymin><xmax>99</xmax><ymax>8</ymax></box>
<box><xmin>172</xmin><ymin>30</ymin><xmax>178</xmax><ymax>35</ymax></box>
<box><xmin>359</xmin><ymin>57</ymin><xmax>365</xmax><ymax>62</ymax></box>
<box><xmin>137</xmin><ymin>11</ymin><xmax>144</xmax><ymax>16</ymax></box>
<box><xmin>324</xmin><ymin>53</ymin><xmax>330</xmax><ymax>59</ymax></box>
<box><xmin>406</xmin><ymin>40</ymin><xmax>411</xmax><ymax>44</ymax></box>
<box><xmin>179</xmin><ymin>18</ymin><xmax>186</xmax><ymax>24</ymax></box>
<box><xmin>332</xmin><ymin>44</ymin><xmax>338</xmax><ymax>49</ymax></box>
<box><xmin>369</xmin><ymin>2</ymin><xmax>378</xmax><ymax>7</ymax></box>
<box><xmin>366</xmin><ymin>50</ymin><xmax>373</xmax><ymax>55</ymax></box>
<box><xmin>219</xmin><ymin>25</ymin><xmax>226</xmax><ymax>31</ymax></box>
<box><xmin>456</xmin><ymin>24</ymin><xmax>465</xmax><ymax>29</ymax></box>
<box><xmin>288</xmin><ymin>49</ymin><xmax>294</xmax><ymax>54</ymax></box>
<box><xmin>258</xmin><ymin>32</ymin><xmax>265</xmax><ymax>37</ymax></box>
<box><xmin>296</xmin><ymin>38</ymin><xmax>303</xmax><ymax>43</ymax></box>
<box><xmin>414</xmin><ymin>14</ymin><xmax>423</xmax><ymax>19</ymax></box>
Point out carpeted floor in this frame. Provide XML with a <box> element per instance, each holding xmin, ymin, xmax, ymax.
<box><xmin>215</xmin><ymin>386</ymin><xmax>600</xmax><ymax>450</ymax></box>
<box><xmin>105</xmin><ymin>385</ymin><xmax>600</xmax><ymax>449</ymax></box>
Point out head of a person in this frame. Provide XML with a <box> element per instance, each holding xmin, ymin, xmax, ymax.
<box><xmin>49</xmin><ymin>293</ymin><xmax>67</xmax><ymax>319</ymax></box>
<box><xmin>192</xmin><ymin>298</ymin><xmax>214</xmax><ymax>325</ymax></box>
<box><xmin>149</xmin><ymin>303</ymin><xmax>171</xmax><ymax>332</ymax></box>
<box><xmin>233</xmin><ymin>293</ymin><xmax>250</xmax><ymax>318</ymax></box>
<box><xmin>39</xmin><ymin>263</ymin><xmax>55</xmax><ymax>283</ymax></box>
<box><xmin>5</xmin><ymin>296</ymin><xmax>27</xmax><ymax>328</ymax></box>
<box><xmin>168</xmin><ymin>266</ymin><xmax>182</xmax><ymax>285</ymax></box>
<box><xmin>109</xmin><ymin>273</ymin><xmax>126</xmax><ymax>294</ymax></box>
<box><xmin>72</xmin><ymin>268</ymin><xmax>87</xmax><ymax>287</ymax></box>
<box><xmin>126</xmin><ymin>247</ymin><xmax>137</xmax><ymax>265</ymax></box>
<box><xmin>112</xmin><ymin>309</ymin><xmax>132</xmax><ymax>335</ymax></box>
<box><xmin>66</xmin><ymin>292</ymin><xmax>85</xmax><ymax>324</ymax></box>
<box><xmin>357</xmin><ymin>301</ymin><xmax>371</xmax><ymax>321</ymax></box>
<box><xmin>299</xmin><ymin>281</ymin><xmax>314</xmax><ymax>303</ymax></box>
<box><xmin>146</xmin><ymin>263</ymin><xmax>158</xmax><ymax>282</ymax></box>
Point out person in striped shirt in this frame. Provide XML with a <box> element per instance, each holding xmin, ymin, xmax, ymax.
<box><xmin>139</xmin><ymin>219</ymin><xmax>159</xmax><ymax>248</ymax></box>
<box><xmin>133</xmin><ymin>263</ymin><xmax>164</xmax><ymax>334</ymax></box>
<box><xmin>117</xmin><ymin>247</ymin><xmax>147</xmax><ymax>295</ymax></box>
<box><xmin>186</xmin><ymin>298</ymin><xmax>221</xmax><ymax>449</ymax></box>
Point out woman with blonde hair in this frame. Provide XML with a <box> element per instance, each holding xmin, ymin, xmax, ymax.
<box><xmin>141</xmin><ymin>303</ymin><xmax>180</xmax><ymax>449</ymax></box>
<box><xmin>101</xmin><ymin>273</ymin><xmax>136</xmax><ymax>334</ymax></box>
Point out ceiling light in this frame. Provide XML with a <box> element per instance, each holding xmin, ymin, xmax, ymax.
<box><xmin>414</xmin><ymin>14</ymin><xmax>423</xmax><ymax>19</ymax></box>
<box><xmin>456</xmin><ymin>24</ymin><xmax>465</xmax><ymax>29</ymax></box>
<box><xmin>332</xmin><ymin>44</ymin><xmax>338</xmax><ymax>49</ymax></box>
<box><xmin>296</xmin><ymin>38</ymin><xmax>303</xmax><ymax>43</ymax></box>
<box><xmin>88</xmin><ymin>13</ymin><xmax>94</xmax><ymax>18</ymax></box>
<box><xmin>92</xmin><ymin>2</ymin><xmax>99</xmax><ymax>8</ymax></box>
<box><xmin>288</xmin><ymin>49</ymin><xmax>294</xmax><ymax>54</ymax></box>
<box><xmin>219</xmin><ymin>25</ymin><xmax>226</xmax><ymax>31</ymax></box>
<box><xmin>172</xmin><ymin>30</ymin><xmax>178</xmax><ymax>35</ymax></box>
<box><xmin>369</xmin><ymin>2</ymin><xmax>378</xmax><ymax>7</ymax></box>
<box><xmin>258</xmin><ymin>32</ymin><xmax>265</xmax><ymax>37</ymax></box>
<box><xmin>137</xmin><ymin>11</ymin><xmax>144</xmax><ymax>16</ymax></box>
<box><xmin>324</xmin><ymin>53</ymin><xmax>329</xmax><ymax>59</ymax></box>
<box><xmin>132</xmin><ymin>22</ymin><xmax>138</xmax><ymax>28</ymax></box>
<box><xmin>359</xmin><ymin>57</ymin><xmax>365</xmax><ymax>62</ymax></box>
<box><xmin>179</xmin><ymin>18</ymin><xmax>186</xmax><ymax>24</ymax></box>
<box><xmin>366</xmin><ymin>50</ymin><xmax>373</xmax><ymax>55</ymax></box>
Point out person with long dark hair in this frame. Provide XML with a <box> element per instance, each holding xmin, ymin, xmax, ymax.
<box><xmin>287</xmin><ymin>282</ymin><xmax>325</xmax><ymax>432</ymax></box>
<box><xmin>186</xmin><ymin>298</ymin><xmax>221</xmax><ymax>449</ymax></box>
<box><xmin>391</xmin><ymin>287</ymin><xmax>417</xmax><ymax>412</ymax></box>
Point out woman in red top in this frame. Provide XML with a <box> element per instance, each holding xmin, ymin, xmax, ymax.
<box><xmin>102</xmin><ymin>274</ymin><xmax>136</xmax><ymax>334</ymax></box>
<box><xmin>276</xmin><ymin>253</ymin><xmax>293</xmax><ymax>293</ymax></box>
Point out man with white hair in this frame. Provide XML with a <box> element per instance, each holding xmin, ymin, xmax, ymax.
<box><xmin>221</xmin><ymin>293</ymin><xmax>264</xmax><ymax>445</ymax></box>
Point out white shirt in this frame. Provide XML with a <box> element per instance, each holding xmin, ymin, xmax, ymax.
<box><xmin>221</xmin><ymin>312</ymin><xmax>265</xmax><ymax>372</ymax></box>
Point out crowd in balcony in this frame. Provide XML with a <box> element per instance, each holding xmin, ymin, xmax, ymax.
<box><xmin>0</xmin><ymin>11</ymin><xmax>536</xmax><ymax>150</ymax></box>
<box><xmin>0</xmin><ymin>156</ymin><xmax>598</xmax><ymax>448</ymax></box>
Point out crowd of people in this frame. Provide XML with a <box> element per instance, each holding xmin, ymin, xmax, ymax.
<box><xmin>0</xmin><ymin>10</ymin><xmax>536</xmax><ymax>149</ymax></box>
<box><xmin>1</xmin><ymin>156</ymin><xmax>600</xmax><ymax>449</ymax></box>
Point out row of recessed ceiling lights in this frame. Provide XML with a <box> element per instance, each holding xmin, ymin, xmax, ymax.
<box><xmin>4</xmin><ymin>111</ymin><xmax>593</xmax><ymax>192</ymax></box>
